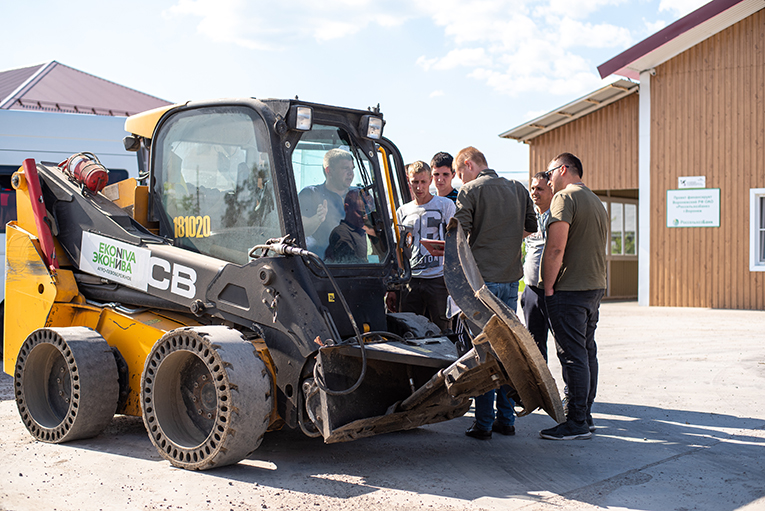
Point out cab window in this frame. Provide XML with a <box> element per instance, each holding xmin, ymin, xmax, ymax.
<box><xmin>154</xmin><ymin>107</ymin><xmax>280</xmax><ymax>264</ymax></box>
<box><xmin>292</xmin><ymin>124</ymin><xmax>388</xmax><ymax>264</ymax></box>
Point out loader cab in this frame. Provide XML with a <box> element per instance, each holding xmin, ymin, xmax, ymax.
<box><xmin>148</xmin><ymin>100</ymin><xmax>399</xmax><ymax>274</ymax></box>
<box><xmin>145</xmin><ymin>99</ymin><xmax>405</xmax><ymax>336</ymax></box>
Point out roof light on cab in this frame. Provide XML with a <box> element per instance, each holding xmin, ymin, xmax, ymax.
<box><xmin>360</xmin><ymin>115</ymin><xmax>384</xmax><ymax>140</ymax></box>
<box><xmin>288</xmin><ymin>105</ymin><xmax>313</xmax><ymax>131</ymax></box>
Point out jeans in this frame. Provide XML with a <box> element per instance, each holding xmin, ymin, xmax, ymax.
<box><xmin>474</xmin><ymin>281</ymin><xmax>519</xmax><ymax>430</ymax></box>
<box><xmin>520</xmin><ymin>285</ymin><xmax>549</xmax><ymax>362</ymax></box>
<box><xmin>485</xmin><ymin>281</ymin><xmax>519</xmax><ymax>313</ymax></box>
<box><xmin>544</xmin><ymin>289</ymin><xmax>604</xmax><ymax>423</ymax></box>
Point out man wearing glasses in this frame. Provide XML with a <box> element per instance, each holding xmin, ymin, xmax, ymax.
<box><xmin>453</xmin><ymin>146</ymin><xmax>537</xmax><ymax>440</ymax></box>
<box><xmin>539</xmin><ymin>152</ymin><xmax>608</xmax><ymax>441</ymax></box>
<box><xmin>522</xmin><ymin>171</ymin><xmax>554</xmax><ymax>362</ymax></box>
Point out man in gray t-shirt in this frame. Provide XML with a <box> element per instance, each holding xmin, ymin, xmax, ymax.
<box><xmin>396</xmin><ymin>161</ymin><xmax>455</xmax><ymax>332</ymax></box>
<box><xmin>521</xmin><ymin>172</ymin><xmax>553</xmax><ymax>362</ymax></box>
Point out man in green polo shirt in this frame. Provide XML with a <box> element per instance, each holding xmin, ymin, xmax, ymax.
<box><xmin>539</xmin><ymin>152</ymin><xmax>608</xmax><ymax>441</ymax></box>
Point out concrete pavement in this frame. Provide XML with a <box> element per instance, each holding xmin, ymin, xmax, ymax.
<box><xmin>1</xmin><ymin>301</ymin><xmax>764</xmax><ymax>510</ymax></box>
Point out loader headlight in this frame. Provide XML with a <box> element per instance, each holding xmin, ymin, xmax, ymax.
<box><xmin>288</xmin><ymin>106</ymin><xmax>313</xmax><ymax>131</ymax></box>
<box><xmin>359</xmin><ymin>115</ymin><xmax>384</xmax><ymax>140</ymax></box>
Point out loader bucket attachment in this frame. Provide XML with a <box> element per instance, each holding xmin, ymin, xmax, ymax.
<box><xmin>443</xmin><ymin>218</ymin><xmax>565</xmax><ymax>423</ymax></box>
<box><xmin>307</xmin><ymin>220</ymin><xmax>563</xmax><ymax>444</ymax></box>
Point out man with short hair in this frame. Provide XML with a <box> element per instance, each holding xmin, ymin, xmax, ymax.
<box><xmin>396</xmin><ymin>161</ymin><xmax>455</xmax><ymax>333</ymax></box>
<box><xmin>453</xmin><ymin>146</ymin><xmax>536</xmax><ymax>440</ymax></box>
<box><xmin>324</xmin><ymin>188</ymin><xmax>369</xmax><ymax>264</ymax></box>
<box><xmin>431</xmin><ymin>152</ymin><xmax>458</xmax><ymax>202</ymax></box>
<box><xmin>299</xmin><ymin>149</ymin><xmax>355</xmax><ymax>257</ymax></box>
<box><xmin>522</xmin><ymin>172</ymin><xmax>554</xmax><ymax>361</ymax></box>
<box><xmin>539</xmin><ymin>152</ymin><xmax>608</xmax><ymax>441</ymax></box>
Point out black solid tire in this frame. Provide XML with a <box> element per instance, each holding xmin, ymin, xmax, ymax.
<box><xmin>14</xmin><ymin>327</ymin><xmax>119</xmax><ymax>443</ymax></box>
<box><xmin>141</xmin><ymin>326</ymin><xmax>272</xmax><ymax>470</ymax></box>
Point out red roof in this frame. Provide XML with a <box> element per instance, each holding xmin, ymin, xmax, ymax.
<box><xmin>0</xmin><ymin>61</ymin><xmax>171</xmax><ymax>116</ymax></box>
<box><xmin>598</xmin><ymin>0</ymin><xmax>761</xmax><ymax>79</ymax></box>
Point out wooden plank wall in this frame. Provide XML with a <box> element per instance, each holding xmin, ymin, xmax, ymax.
<box><xmin>610</xmin><ymin>260</ymin><xmax>639</xmax><ymax>298</ymax></box>
<box><xmin>528</xmin><ymin>93</ymin><xmax>639</xmax><ymax>190</ymax></box>
<box><xmin>650</xmin><ymin>9</ymin><xmax>765</xmax><ymax>309</ymax></box>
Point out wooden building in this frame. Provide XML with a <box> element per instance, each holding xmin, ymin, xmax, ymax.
<box><xmin>501</xmin><ymin>0</ymin><xmax>765</xmax><ymax>309</ymax></box>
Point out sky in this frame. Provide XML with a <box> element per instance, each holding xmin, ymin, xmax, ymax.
<box><xmin>2</xmin><ymin>0</ymin><xmax>709</xmax><ymax>182</ymax></box>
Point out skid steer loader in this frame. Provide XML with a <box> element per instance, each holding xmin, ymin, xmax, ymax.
<box><xmin>3</xmin><ymin>98</ymin><xmax>563</xmax><ymax>470</ymax></box>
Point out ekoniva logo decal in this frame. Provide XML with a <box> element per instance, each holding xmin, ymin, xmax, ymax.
<box><xmin>79</xmin><ymin>232</ymin><xmax>151</xmax><ymax>291</ymax></box>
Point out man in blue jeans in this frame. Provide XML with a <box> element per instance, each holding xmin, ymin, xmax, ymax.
<box><xmin>453</xmin><ymin>146</ymin><xmax>537</xmax><ymax>440</ymax></box>
<box><xmin>540</xmin><ymin>152</ymin><xmax>608</xmax><ymax>440</ymax></box>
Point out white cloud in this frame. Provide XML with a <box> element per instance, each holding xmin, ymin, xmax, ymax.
<box><xmin>413</xmin><ymin>0</ymin><xmax>643</xmax><ymax>97</ymax></box>
<box><xmin>312</xmin><ymin>20</ymin><xmax>363</xmax><ymax>41</ymax></box>
<box><xmin>414</xmin><ymin>0</ymin><xmax>536</xmax><ymax>49</ymax></box>
<box><xmin>429</xmin><ymin>90</ymin><xmax>445</xmax><ymax>98</ymax></box>
<box><xmin>163</xmin><ymin>0</ymin><xmax>647</xmax><ymax>99</ymax></box>
<box><xmin>416</xmin><ymin>56</ymin><xmax>439</xmax><ymax>71</ymax></box>
<box><xmin>644</xmin><ymin>18</ymin><xmax>667</xmax><ymax>34</ymax></box>
<box><xmin>535</xmin><ymin>0</ymin><xmax>629</xmax><ymax>20</ymax></box>
<box><xmin>163</xmin><ymin>0</ymin><xmax>412</xmax><ymax>48</ymax></box>
<box><xmin>164</xmin><ymin>0</ymin><xmax>278</xmax><ymax>50</ymax></box>
<box><xmin>419</xmin><ymin>48</ymin><xmax>492</xmax><ymax>71</ymax></box>
<box><xmin>658</xmin><ymin>0</ymin><xmax>709</xmax><ymax>18</ymax></box>
<box><xmin>558</xmin><ymin>17</ymin><xmax>633</xmax><ymax>49</ymax></box>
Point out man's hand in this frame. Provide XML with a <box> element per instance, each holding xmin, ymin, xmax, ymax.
<box><xmin>303</xmin><ymin>200</ymin><xmax>328</xmax><ymax>236</ymax></box>
<box><xmin>315</xmin><ymin>200</ymin><xmax>328</xmax><ymax>223</ymax></box>
<box><xmin>385</xmin><ymin>291</ymin><xmax>398</xmax><ymax>313</ymax></box>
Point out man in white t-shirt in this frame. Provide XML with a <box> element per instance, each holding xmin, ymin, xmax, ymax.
<box><xmin>396</xmin><ymin>161</ymin><xmax>456</xmax><ymax>333</ymax></box>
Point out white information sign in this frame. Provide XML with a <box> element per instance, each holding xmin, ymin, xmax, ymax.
<box><xmin>79</xmin><ymin>231</ymin><xmax>152</xmax><ymax>290</ymax></box>
<box><xmin>678</xmin><ymin>176</ymin><xmax>706</xmax><ymax>189</ymax></box>
<box><xmin>666</xmin><ymin>189</ymin><xmax>720</xmax><ymax>228</ymax></box>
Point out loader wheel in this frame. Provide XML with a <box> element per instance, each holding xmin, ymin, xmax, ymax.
<box><xmin>141</xmin><ymin>326</ymin><xmax>272</xmax><ymax>470</ymax></box>
<box><xmin>14</xmin><ymin>327</ymin><xmax>119</xmax><ymax>443</ymax></box>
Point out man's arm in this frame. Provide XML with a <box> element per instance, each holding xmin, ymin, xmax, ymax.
<box><xmin>541</xmin><ymin>220</ymin><xmax>570</xmax><ymax>296</ymax></box>
<box><xmin>453</xmin><ymin>189</ymin><xmax>474</xmax><ymax>234</ymax></box>
<box><xmin>302</xmin><ymin>199</ymin><xmax>328</xmax><ymax>236</ymax></box>
<box><xmin>522</xmin><ymin>191</ymin><xmax>537</xmax><ymax>237</ymax></box>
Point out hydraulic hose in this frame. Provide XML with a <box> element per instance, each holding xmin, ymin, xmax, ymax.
<box><xmin>251</xmin><ymin>240</ymin><xmax>367</xmax><ymax>395</ymax></box>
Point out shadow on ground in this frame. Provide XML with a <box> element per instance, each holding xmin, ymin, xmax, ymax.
<box><xmin>56</xmin><ymin>401</ymin><xmax>765</xmax><ymax>510</ymax></box>
<box><xmin>3</xmin><ymin>367</ymin><xmax>763</xmax><ymax>510</ymax></box>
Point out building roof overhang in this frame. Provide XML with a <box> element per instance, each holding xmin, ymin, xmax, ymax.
<box><xmin>499</xmin><ymin>79</ymin><xmax>638</xmax><ymax>142</ymax></box>
<box><xmin>0</xmin><ymin>60</ymin><xmax>170</xmax><ymax>116</ymax></box>
<box><xmin>598</xmin><ymin>0</ymin><xmax>764</xmax><ymax>79</ymax></box>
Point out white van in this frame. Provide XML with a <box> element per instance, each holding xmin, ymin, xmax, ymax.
<box><xmin>0</xmin><ymin>109</ymin><xmax>139</xmax><ymax>327</ymax></box>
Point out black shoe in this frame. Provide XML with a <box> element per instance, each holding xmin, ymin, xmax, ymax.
<box><xmin>586</xmin><ymin>416</ymin><xmax>596</xmax><ymax>432</ymax></box>
<box><xmin>492</xmin><ymin>420</ymin><xmax>516</xmax><ymax>436</ymax></box>
<box><xmin>465</xmin><ymin>422</ymin><xmax>492</xmax><ymax>440</ymax></box>
<box><xmin>539</xmin><ymin>420</ymin><xmax>592</xmax><ymax>440</ymax></box>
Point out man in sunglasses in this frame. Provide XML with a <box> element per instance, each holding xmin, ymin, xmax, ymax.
<box><xmin>539</xmin><ymin>152</ymin><xmax>608</xmax><ymax>441</ymax></box>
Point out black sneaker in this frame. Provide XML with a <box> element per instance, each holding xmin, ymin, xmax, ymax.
<box><xmin>465</xmin><ymin>422</ymin><xmax>492</xmax><ymax>440</ymax></box>
<box><xmin>586</xmin><ymin>416</ymin><xmax>596</xmax><ymax>432</ymax></box>
<box><xmin>492</xmin><ymin>420</ymin><xmax>516</xmax><ymax>436</ymax></box>
<box><xmin>539</xmin><ymin>420</ymin><xmax>592</xmax><ymax>440</ymax></box>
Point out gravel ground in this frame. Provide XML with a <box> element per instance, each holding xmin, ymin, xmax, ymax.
<box><xmin>1</xmin><ymin>302</ymin><xmax>764</xmax><ymax>511</ymax></box>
